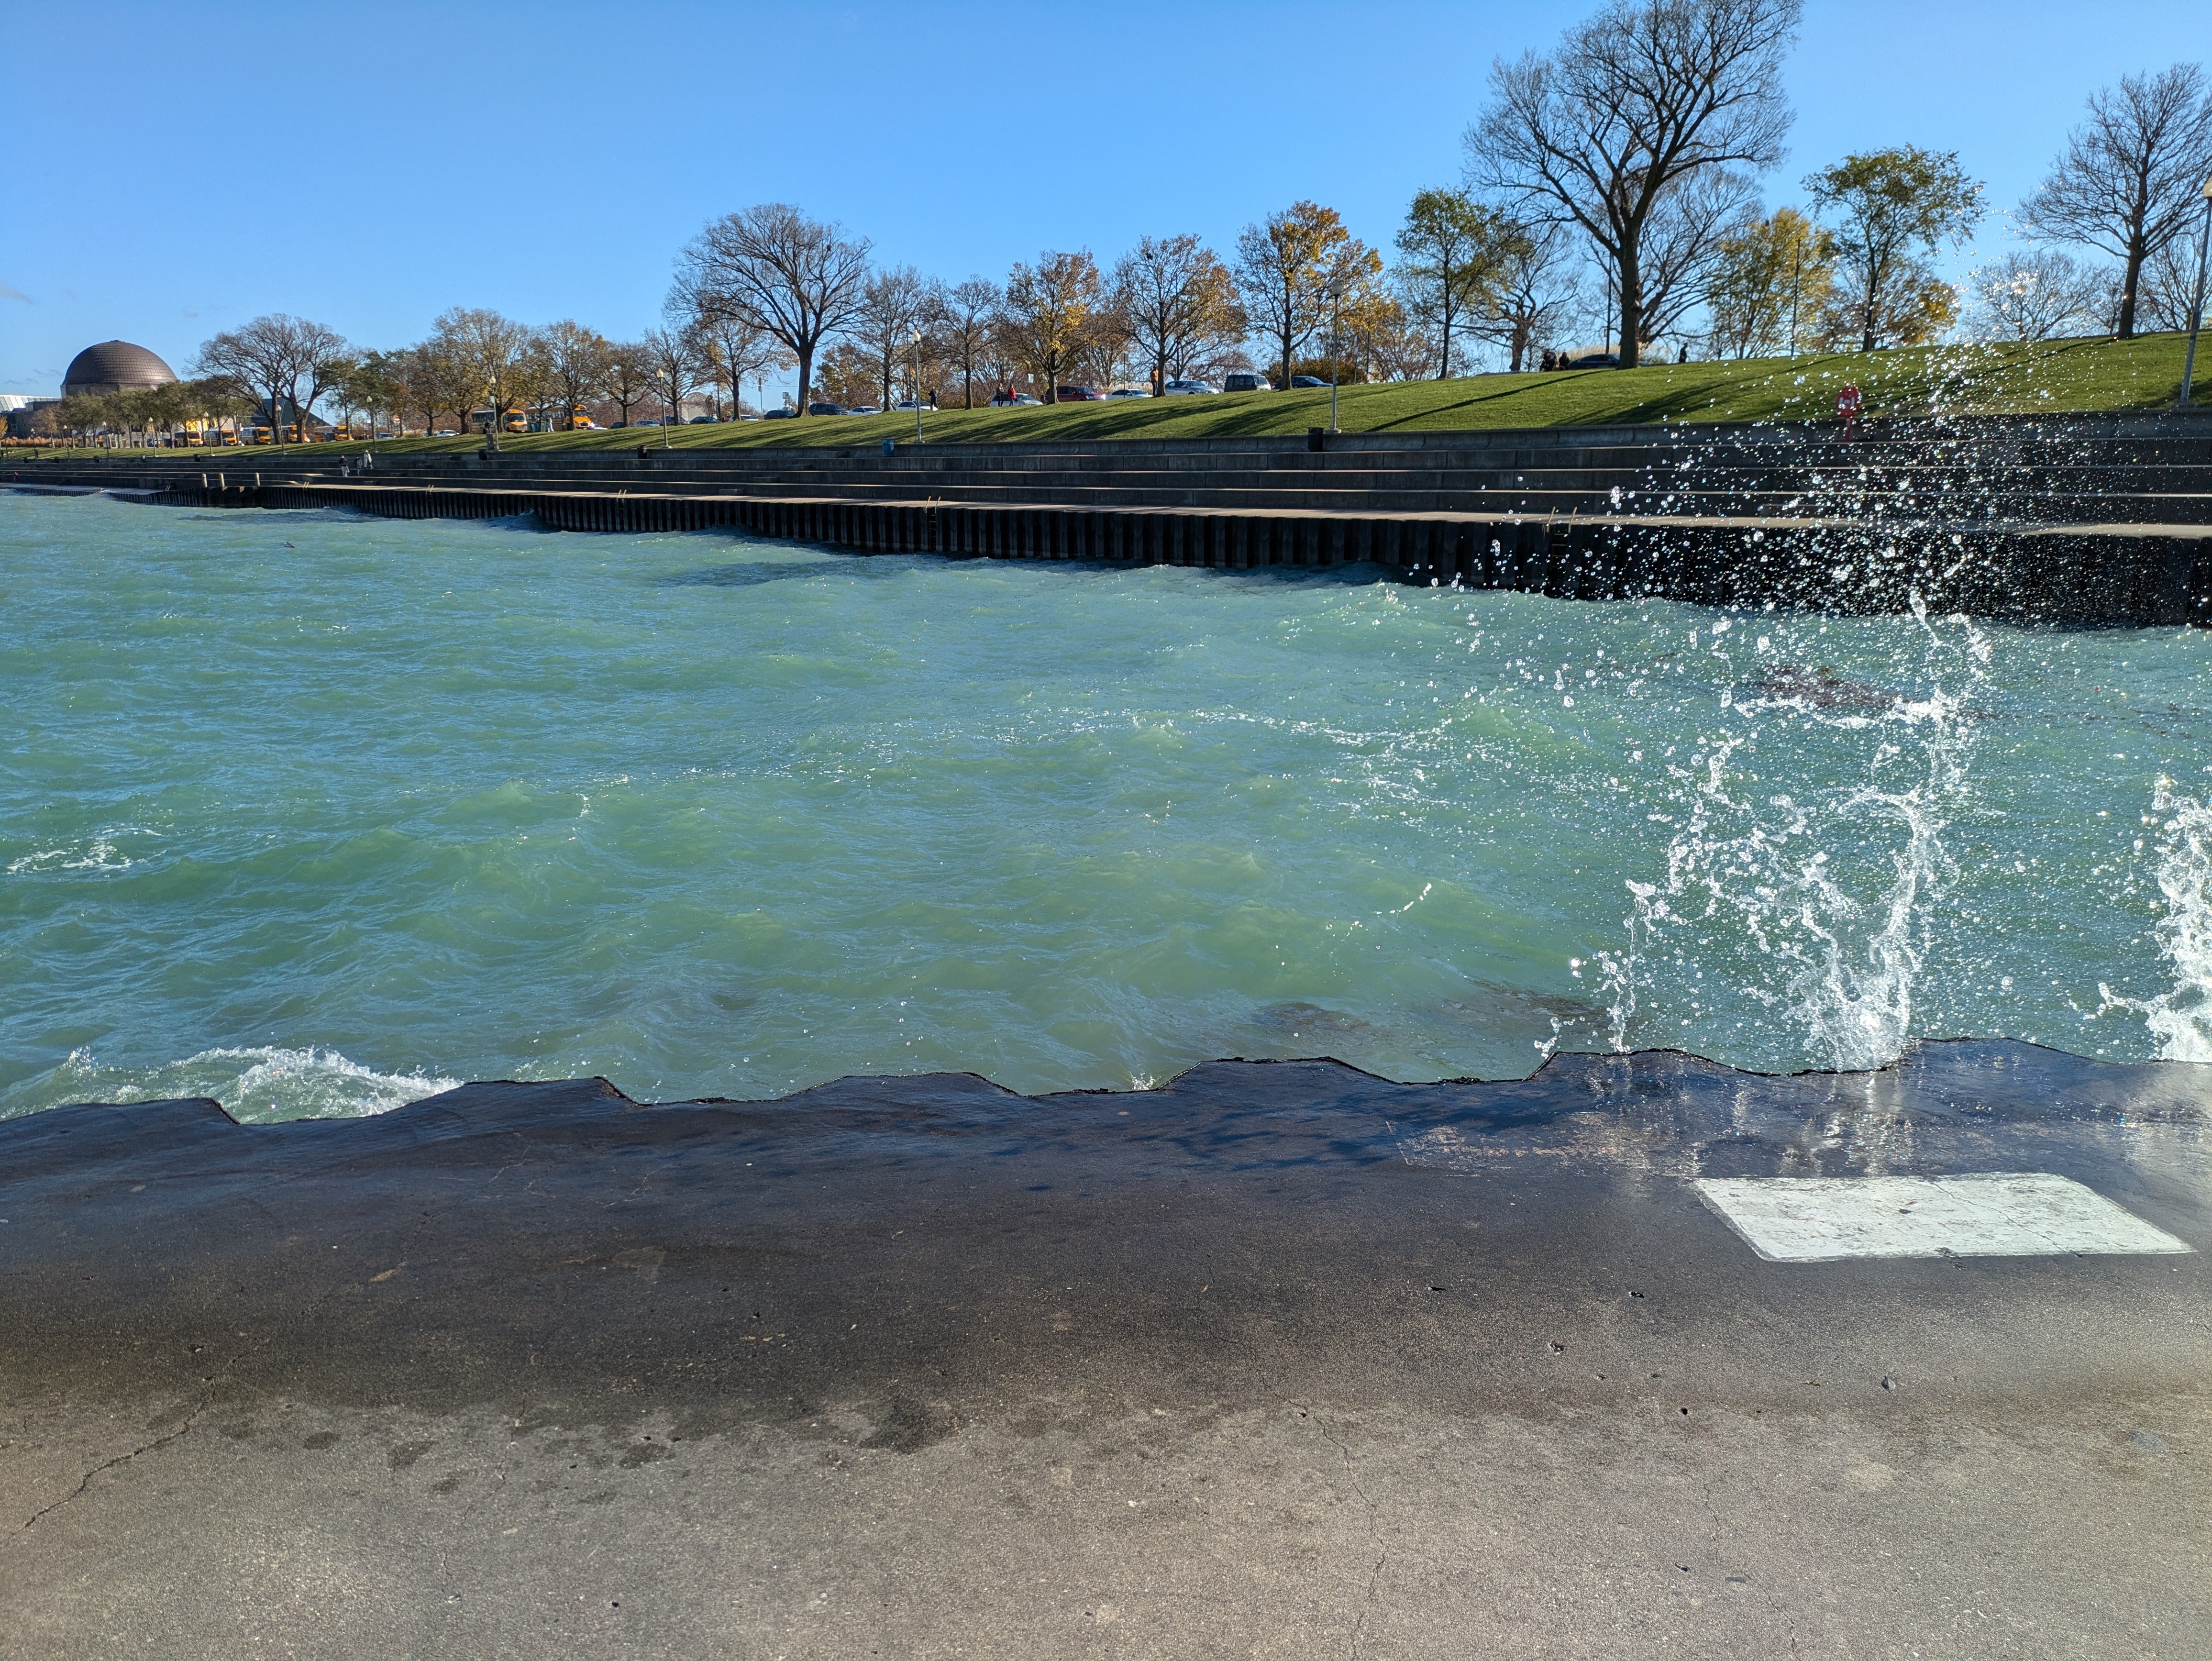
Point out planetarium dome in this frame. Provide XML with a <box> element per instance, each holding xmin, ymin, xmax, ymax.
<box><xmin>61</xmin><ymin>340</ymin><xmax>178</xmax><ymax>399</ymax></box>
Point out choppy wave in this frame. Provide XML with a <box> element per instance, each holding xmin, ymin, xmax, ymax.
<box><xmin>33</xmin><ymin>1045</ymin><xmax>461</xmax><ymax>1124</ymax></box>
<box><xmin>5</xmin><ymin>492</ymin><xmax>2210</xmax><ymax>1115</ymax></box>
<box><xmin>8</xmin><ymin>837</ymin><xmax>137</xmax><ymax>874</ymax></box>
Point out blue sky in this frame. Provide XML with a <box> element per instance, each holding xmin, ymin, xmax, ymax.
<box><xmin>2</xmin><ymin>0</ymin><xmax>2203</xmax><ymax>398</ymax></box>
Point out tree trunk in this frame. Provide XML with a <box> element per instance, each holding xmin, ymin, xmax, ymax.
<box><xmin>2119</xmin><ymin>231</ymin><xmax>2146</xmax><ymax>340</ymax></box>
<box><xmin>796</xmin><ymin>344</ymin><xmax>814</xmax><ymax>416</ymax></box>
<box><xmin>1617</xmin><ymin>245</ymin><xmax>1643</xmax><ymax>371</ymax></box>
<box><xmin>1438</xmin><ymin>258</ymin><xmax>1454</xmax><ymax>378</ymax></box>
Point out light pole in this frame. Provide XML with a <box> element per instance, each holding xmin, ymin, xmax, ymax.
<box><xmin>485</xmin><ymin>368</ymin><xmax>501</xmax><ymax>454</ymax></box>
<box><xmin>2178</xmin><ymin>171</ymin><xmax>2212</xmax><ymax>411</ymax></box>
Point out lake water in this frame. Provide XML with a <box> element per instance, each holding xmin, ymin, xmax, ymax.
<box><xmin>4</xmin><ymin>490</ymin><xmax>2208</xmax><ymax>1121</ymax></box>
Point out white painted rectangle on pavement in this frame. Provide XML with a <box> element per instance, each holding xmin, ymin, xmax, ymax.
<box><xmin>1694</xmin><ymin>1173</ymin><xmax>2194</xmax><ymax>1262</ymax></box>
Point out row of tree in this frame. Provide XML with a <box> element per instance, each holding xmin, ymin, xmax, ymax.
<box><xmin>1464</xmin><ymin>0</ymin><xmax>2212</xmax><ymax>367</ymax></box>
<box><xmin>33</xmin><ymin>0</ymin><xmax>2211</xmax><ymax>445</ymax></box>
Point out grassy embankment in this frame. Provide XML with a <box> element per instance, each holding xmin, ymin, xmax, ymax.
<box><xmin>16</xmin><ymin>332</ymin><xmax>2209</xmax><ymax>464</ymax></box>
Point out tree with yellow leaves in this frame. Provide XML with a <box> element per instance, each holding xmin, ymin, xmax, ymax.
<box><xmin>1705</xmin><ymin>207</ymin><xmax>1835</xmax><ymax>358</ymax></box>
<box><xmin>1236</xmin><ymin>202</ymin><xmax>1381</xmax><ymax>387</ymax></box>
<box><xmin>1001</xmin><ymin>251</ymin><xmax>1103</xmax><ymax>400</ymax></box>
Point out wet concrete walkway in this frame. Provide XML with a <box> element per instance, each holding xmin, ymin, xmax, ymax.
<box><xmin>3</xmin><ymin>1041</ymin><xmax>2206</xmax><ymax>1658</ymax></box>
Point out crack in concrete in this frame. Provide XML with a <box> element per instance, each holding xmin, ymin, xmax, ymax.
<box><xmin>1295</xmin><ymin>1399</ymin><xmax>1386</xmax><ymax>1661</ymax></box>
<box><xmin>17</xmin><ymin>1304</ymin><xmax>292</xmax><ymax>1535</ymax></box>
<box><xmin>22</xmin><ymin>1398</ymin><xmax>207</xmax><ymax>1531</ymax></box>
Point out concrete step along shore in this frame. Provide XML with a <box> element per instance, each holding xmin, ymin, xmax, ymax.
<box><xmin>12</xmin><ymin>410</ymin><xmax>2212</xmax><ymax>624</ymax></box>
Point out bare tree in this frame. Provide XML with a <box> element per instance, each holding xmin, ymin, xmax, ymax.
<box><xmin>2019</xmin><ymin>64</ymin><xmax>2212</xmax><ymax>339</ymax></box>
<box><xmin>1962</xmin><ymin>249</ymin><xmax>2108</xmax><ymax>342</ymax></box>
<box><xmin>389</xmin><ymin>343</ymin><xmax>445</xmax><ymax>435</ymax></box>
<box><xmin>435</xmin><ymin>307</ymin><xmax>534</xmax><ymax>446</ymax></box>
<box><xmin>642</xmin><ymin>324</ymin><xmax>704</xmax><ymax>447</ymax></box>
<box><xmin>1466</xmin><ymin>0</ymin><xmax>1799</xmax><ymax>369</ymax></box>
<box><xmin>849</xmin><ymin>266</ymin><xmax>929</xmax><ymax>410</ymax></box>
<box><xmin>1465</xmin><ymin>220</ymin><xmax>1584</xmax><ymax>372</ymax></box>
<box><xmin>1626</xmin><ymin>167</ymin><xmax>1768</xmax><ymax>355</ymax></box>
<box><xmin>192</xmin><ymin>314</ymin><xmax>349</xmax><ymax>448</ymax></box>
<box><xmin>705</xmin><ymin>308</ymin><xmax>786</xmax><ymax>418</ymax></box>
<box><xmin>1112</xmin><ymin>234</ymin><xmax>1245</xmax><ymax>395</ymax></box>
<box><xmin>1806</xmin><ymin>147</ymin><xmax>1984</xmax><ymax>351</ymax></box>
<box><xmin>674</xmin><ymin>203</ymin><xmax>872</xmax><ymax>418</ymax></box>
<box><xmin>1002</xmin><ymin>251</ymin><xmax>1104</xmax><ymax>400</ymax></box>
<box><xmin>430</xmin><ymin>340</ymin><xmax>479</xmax><ymax>437</ymax></box>
<box><xmin>601</xmin><ymin>343</ymin><xmax>656</xmax><ymax>428</ymax></box>
<box><xmin>2138</xmin><ymin>232</ymin><xmax>2211</xmax><ymax>332</ymax></box>
<box><xmin>540</xmin><ymin>320</ymin><xmax>612</xmax><ymax>430</ymax></box>
<box><xmin>1237</xmin><ymin>202</ymin><xmax>1380</xmax><ymax>386</ymax></box>
<box><xmin>932</xmin><ymin>277</ymin><xmax>1001</xmax><ymax>408</ymax></box>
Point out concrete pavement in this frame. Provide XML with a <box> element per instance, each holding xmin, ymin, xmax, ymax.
<box><xmin>3</xmin><ymin>1041</ymin><xmax>2206</xmax><ymax>1658</ymax></box>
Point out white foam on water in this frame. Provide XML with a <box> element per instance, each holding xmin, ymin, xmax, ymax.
<box><xmin>45</xmin><ymin>1044</ymin><xmax>461</xmax><ymax>1122</ymax></box>
<box><xmin>7</xmin><ymin>838</ymin><xmax>134</xmax><ymax>874</ymax></box>
<box><xmin>2099</xmin><ymin>777</ymin><xmax>2212</xmax><ymax>1063</ymax></box>
<box><xmin>1597</xmin><ymin>597</ymin><xmax>1989</xmax><ymax>1072</ymax></box>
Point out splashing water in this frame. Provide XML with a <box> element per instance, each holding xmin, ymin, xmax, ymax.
<box><xmin>2099</xmin><ymin>779</ymin><xmax>2212</xmax><ymax>1063</ymax></box>
<box><xmin>46</xmin><ymin>1045</ymin><xmax>462</xmax><ymax>1123</ymax></box>
<box><xmin>1598</xmin><ymin>597</ymin><xmax>1989</xmax><ymax>1072</ymax></box>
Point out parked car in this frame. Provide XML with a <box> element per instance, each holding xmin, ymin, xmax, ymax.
<box><xmin>846</xmin><ymin>405</ymin><xmax>883</xmax><ymax>417</ymax></box>
<box><xmin>1053</xmin><ymin>385</ymin><xmax>1106</xmax><ymax>401</ymax></box>
<box><xmin>1105</xmin><ymin>387</ymin><xmax>1149</xmax><ymax>399</ymax></box>
<box><xmin>1220</xmin><ymin>372</ymin><xmax>1271</xmax><ymax>393</ymax></box>
<box><xmin>1564</xmin><ymin>352</ymin><xmax>1620</xmax><ymax>367</ymax></box>
<box><xmin>686</xmin><ymin>415</ymin><xmax>717</xmax><ymax>424</ymax></box>
<box><xmin>1289</xmin><ymin>374</ymin><xmax>1330</xmax><ymax>388</ymax></box>
<box><xmin>763</xmin><ymin>409</ymin><xmax>797</xmax><ymax>420</ymax></box>
<box><xmin>807</xmin><ymin>402</ymin><xmax>846</xmax><ymax>416</ymax></box>
<box><xmin>1161</xmin><ymin>378</ymin><xmax>1218</xmax><ymax>396</ymax></box>
<box><xmin>433</xmin><ymin>429</ymin><xmax>457</xmax><ymax>437</ymax></box>
<box><xmin>891</xmin><ymin>399</ymin><xmax>936</xmax><ymax>412</ymax></box>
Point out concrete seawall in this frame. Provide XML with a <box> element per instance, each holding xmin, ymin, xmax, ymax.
<box><xmin>13</xmin><ymin>410</ymin><xmax>2212</xmax><ymax>624</ymax></box>
<box><xmin>147</xmin><ymin>476</ymin><xmax>2212</xmax><ymax>625</ymax></box>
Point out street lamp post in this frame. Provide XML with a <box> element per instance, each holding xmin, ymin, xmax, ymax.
<box><xmin>485</xmin><ymin>371</ymin><xmax>501</xmax><ymax>454</ymax></box>
<box><xmin>2177</xmin><ymin>172</ymin><xmax>2212</xmax><ymax>411</ymax></box>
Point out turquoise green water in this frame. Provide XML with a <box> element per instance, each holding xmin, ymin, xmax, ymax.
<box><xmin>4</xmin><ymin>491</ymin><xmax>2208</xmax><ymax>1121</ymax></box>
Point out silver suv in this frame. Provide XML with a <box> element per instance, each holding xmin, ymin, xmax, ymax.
<box><xmin>1220</xmin><ymin>371</ymin><xmax>1273</xmax><ymax>393</ymax></box>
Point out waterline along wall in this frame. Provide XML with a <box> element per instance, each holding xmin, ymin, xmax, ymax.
<box><xmin>12</xmin><ymin>411</ymin><xmax>2212</xmax><ymax>624</ymax></box>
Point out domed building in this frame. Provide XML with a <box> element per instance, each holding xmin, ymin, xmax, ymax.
<box><xmin>61</xmin><ymin>340</ymin><xmax>178</xmax><ymax>399</ymax></box>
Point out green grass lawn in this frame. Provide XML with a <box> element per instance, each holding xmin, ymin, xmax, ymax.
<box><xmin>18</xmin><ymin>332</ymin><xmax>2209</xmax><ymax>464</ymax></box>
